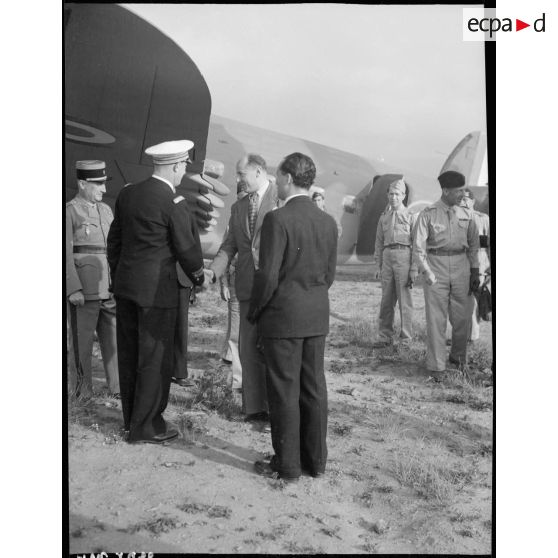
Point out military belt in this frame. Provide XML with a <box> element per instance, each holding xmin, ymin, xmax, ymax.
<box><xmin>73</xmin><ymin>245</ymin><xmax>107</xmax><ymax>254</ymax></box>
<box><xmin>384</xmin><ymin>244</ymin><xmax>411</xmax><ymax>250</ymax></box>
<box><xmin>427</xmin><ymin>248</ymin><xmax>466</xmax><ymax>256</ymax></box>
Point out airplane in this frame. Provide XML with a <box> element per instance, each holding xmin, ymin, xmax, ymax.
<box><xmin>64</xmin><ymin>3</ymin><xmax>488</xmax><ymax>264</ymax></box>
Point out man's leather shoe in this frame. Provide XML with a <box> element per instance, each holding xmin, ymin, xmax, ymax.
<box><xmin>172</xmin><ymin>378</ymin><xmax>196</xmax><ymax>387</ymax></box>
<box><xmin>254</xmin><ymin>460</ymin><xmax>298</xmax><ymax>483</ymax></box>
<box><xmin>372</xmin><ymin>340</ymin><xmax>391</xmax><ymax>349</ymax></box>
<box><xmin>449</xmin><ymin>357</ymin><xmax>463</xmax><ymax>367</ymax></box>
<box><xmin>130</xmin><ymin>428</ymin><xmax>179</xmax><ymax>444</ymax></box>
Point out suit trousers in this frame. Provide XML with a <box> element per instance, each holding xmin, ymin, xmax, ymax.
<box><xmin>115</xmin><ymin>297</ymin><xmax>176</xmax><ymax>441</ymax></box>
<box><xmin>220</xmin><ymin>270</ymin><xmax>240</xmax><ymax>364</ymax></box>
<box><xmin>67</xmin><ymin>298</ymin><xmax>120</xmax><ymax>397</ymax></box>
<box><xmin>378</xmin><ymin>247</ymin><xmax>414</xmax><ymax>342</ymax></box>
<box><xmin>173</xmin><ymin>286</ymin><xmax>191</xmax><ymax>379</ymax></box>
<box><xmin>423</xmin><ymin>253</ymin><xmax>474</xmax><ymax>371</ymax></box>
<box><xmin>262</xmin><ymin>335</ymin><xmax>328</xmax><ymax>478</ymax></box>
<box><xmin>239</xmin><ymin>301</ymin><xmax>268</xmax><ymax>415</ymax></box>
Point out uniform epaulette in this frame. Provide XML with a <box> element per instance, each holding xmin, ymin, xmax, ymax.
<box><xmin>424</xmin><ymin>204</ymin><xmax>437</xmax><ymax>211</ymax></box>
<box><xmin>66</xmin><ymin>198</ymin><xmax>77</xmax><ymax>207</ymax></box>
<box><xmin>173</xmin><ymin>195</ymin><xmax>185</xmax><ymax>204</ymax></box>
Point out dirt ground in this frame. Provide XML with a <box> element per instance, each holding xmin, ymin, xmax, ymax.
<box><xmin>68</xmin><ymin>265</ymin><xmax>493</xmax><ymax>555</ymax></box>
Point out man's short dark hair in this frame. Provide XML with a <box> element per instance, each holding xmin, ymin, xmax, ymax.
<box><xmin>279</xmin><ymin>152</ymin><xmax>316</xmax><ymax>189</ymax></box>
<box><xmin>245</xmin><ymin>153</ymin><xmax>267</xmax><ymax>171</ymax></box>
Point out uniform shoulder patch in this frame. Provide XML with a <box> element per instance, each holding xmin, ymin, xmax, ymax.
<box><xmin>173</xmin><ymin>195</ymin><xmax>185</xmax><ymax>204</ymax></box>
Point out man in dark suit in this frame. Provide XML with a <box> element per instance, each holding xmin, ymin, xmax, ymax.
<box><xmin>107</xmin><ymin>140</ymin><xmax>205</xmax><ymax>444</ymax></box>
<box><xmin>207</xmin><ymin>154</ymin><xmax>279</xmax><ymax>422</ymax></box>
<box><xmin>248</xmin><ymin>152</ymin><xmax>338</xmax><ymax>482</ymax></box>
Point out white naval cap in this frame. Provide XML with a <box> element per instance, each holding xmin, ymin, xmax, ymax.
<box><xmin>145</xmin><ymin>140</ymin><xmax>194</xmax><ymax>165</ymax></box>
<box><xmin>389</xmin><ymin>177</ymin><xmax>406</xmax><ymax>193</ymax></box>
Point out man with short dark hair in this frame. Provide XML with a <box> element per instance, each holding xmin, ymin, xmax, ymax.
<box><xmin>207</xmin><ymin>154</ymin><xmax>278</xmax><ymax>423</ymax></box>
<box><xmin>249</xmin><ymin>152</ymin><xmax>338</xmax><ymax>482</ymax></box>
<box><xmin>107</xmin><ymin>140</ymin><xmax>206</xmax><ymax>444</ymax></box>
<box><xmin>413</xmin><ymin>170</ymin><xmax>481</xmax><ymax>377</ymax></box>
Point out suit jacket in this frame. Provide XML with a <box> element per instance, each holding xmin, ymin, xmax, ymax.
<box><xmin>210</xmin><ymin>181</ymin><xmax>279</xmax><ymax>302</ymax></box>
<box><xmin>249</xmin><ymin>195</ymin><xmax>338</xmax><ymax>338</ymax></box>
<box><xmin>107</xmin><ymin>177</ymin><xmax>204</xmax><ymax>308</ymax></box>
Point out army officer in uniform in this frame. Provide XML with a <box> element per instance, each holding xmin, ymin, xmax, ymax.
<box><xmin>413</xmin><ymin>170</ymin><xmax>481</xmax><ymax>377</ymax></box>
<box><xmin>66</xmin><ymin>160</ymin><xmax>120</xmax><ymax>399</ymax></box>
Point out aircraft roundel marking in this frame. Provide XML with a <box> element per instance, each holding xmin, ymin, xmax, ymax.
<box><xmin>65</xmin><ymin>119</ymin><xmax>116</xmax><ymax>145</ymax></box>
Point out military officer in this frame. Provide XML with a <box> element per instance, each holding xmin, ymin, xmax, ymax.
<box><xmin>107</xmin><ymin>140</ymin><xmax>206</xmax><ymax>444</ymax></box>
<box><xmin>66</xmin><ymin>160</ymin><xmax>120</xmax><ymax>399</ymax></box>
<box><xmin>413</xmin><ymin>170</ymin><xmax>481</xmax><ymax>376</ymax></box>
<box><xmin>373</xmin><ymin>178</ymin><xmax>418</xmax><ymax>347</ymax></box>
<box><xmin>460</xmin><ymin>189</ymin><xmax>490</xmax><ymax>341</ymax></box>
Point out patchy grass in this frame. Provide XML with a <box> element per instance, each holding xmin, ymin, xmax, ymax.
<box><xmin>177</xmin><ymin>500</ymin><xmax>232</xmax><ymax>519</ymax></box>
<box><xmin>126</xmin><ymin>515</ymin><xmax>183</xmax><ymax>536</ymax></box>
<box><xmin>390</xmin><ymin>440</ymin><xmax>479</xmax><ymax>503</ymax></box>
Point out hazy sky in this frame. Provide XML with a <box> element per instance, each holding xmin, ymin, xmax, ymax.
<box><xmin>125</xmin><ymin>3</ymin><xmax>486</xmax><ymax>178</ymax></box>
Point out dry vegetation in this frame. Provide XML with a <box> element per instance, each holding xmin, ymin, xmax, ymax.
<box><xmin>68</xmin><ymin>264</ymin><xmax>493</xmax><ymax>554</ymax></box>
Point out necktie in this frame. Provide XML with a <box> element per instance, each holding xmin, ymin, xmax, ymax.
<box><xmin>249</xmin><ymin>192</ymin><xmax>259</xmax><ymax>238</ymax></box>
<box><xmin>390</xmin><ymin>209</ymin><xmax>396</xmax><ymax>244</ymax></box>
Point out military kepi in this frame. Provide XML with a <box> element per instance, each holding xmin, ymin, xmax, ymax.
<box><xmin>76</xmin><ymin>160</ymin><xmax>110</xmax><ymax>182</ymax></box>
<box><xmin>145</xmin><ymin>140</ymin><xmax>194</xmax><ymax>165</ymax></box>
<box><xmin>438</xmin><ymin>170</ymin><xmax>465</xmax><ymax>189</ymax></box>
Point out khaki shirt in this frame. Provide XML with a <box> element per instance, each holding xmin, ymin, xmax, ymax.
<box><xmin>66</xmin><ymin>196</ymin><xmax>113</xmax><ymax>300</ymax></box>
<box><xmin>413</xmin><ymin>198</ymin><xmax>480</xmax><ymax>275</ymax></box>
<box><xmin>374</xmin><ymin>205</ymin><xmax>417</xmax><ymax>271</ymax></box>
<box><xmin>472</xmin><ymin>210</ymin><xmax>490</xmax><ymax>275</ymax></box>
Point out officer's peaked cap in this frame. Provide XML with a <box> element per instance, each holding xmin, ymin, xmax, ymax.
<box><xmin>145</xmin><ymin>140</ymin><xmax>194</xmax><ymax>165</ymax></box>
<box><xmin>76</xmin><ymin>160</ymin><xmax>111</xmax><ymax>182</ymax></box>
<box><xmin>438</xmin><ymin>170</ymin><xmax>465</xmax><ymax>189</ymax></box>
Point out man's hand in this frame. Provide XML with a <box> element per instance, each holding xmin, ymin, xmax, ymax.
<box><xmin>220</xmin><ymin>283</ymin><xmax>230</xmax><ymax>302</ymax></box>
<box><xmin>469</xmin><ymin>268</ymin><xmax>481</xmax><ymax>293</ymax></box>
<box><xmin>407</xmin><ymin>269</ymin><xmax>418</xmax><ymax>288</ymax></box>
<box><xmin>424</xmin><ymin>271</ymin><xmax>437</xmax><ymax>286</ymax></box>
<box><xmin>68</xmin><ymin>291</ymin><xmax>85</xmax><ymax>306</ymax></box>
<box><xmin>203</xmin><ymin>268</ymin><xmax>216</xmax><ymax>286</ymax></box>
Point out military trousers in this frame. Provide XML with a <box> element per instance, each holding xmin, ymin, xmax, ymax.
<box><xmin>239</xmin><ymin>301</ymin><xmax>268</xmax><ymax>415</ymax></box>
<box><xmin>67</xmin><ymin>297</ymin><xmax>120</xmax><ymax>397</ymax></box>
<box><xmin>262</xmin><ymin>335</ymin><xmax>328</xmax><ymax>478</ymax></box>
<box><xmin>173</xmin><ymin>286</ymin><xmax>192</xmax><ymax>379</ymax></box>
<box><xmin>378</xmin><ymin>247</ymin><xmax>414</xmax><ymax>342</ymax></box>
<box><xmin>423</xmin><ymin>253</ymin><xmax>474</xmax><ymax>371</ymax></box>
<box><xmin>115</xmin><ymin>297</ymin><xmax>176</xmax><ymax>441</ymax></box>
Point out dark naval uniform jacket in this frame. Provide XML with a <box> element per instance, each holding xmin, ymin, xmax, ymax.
<box><xmin>107</xmin><ymin>177</ymin><xmax>204</xmax><ymax>306</ymax></box>
<box><xmin>249</xmin><ymin>195</ymin><xmax>338</xmax><ymax>337</ymax></box>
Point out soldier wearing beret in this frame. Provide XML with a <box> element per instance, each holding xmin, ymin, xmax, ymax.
<box><xmin>412</xmin><ymin>170</ymin><xmax>481</xmax><ymax>378</ymax></box>
<box><xmin>66</xmin><ymin>160</ymin><xmax>120</xmax><ymax>399</ymax></box>
<box><xmin>373</xmin><ymin>177</ymin><xmax>418</xmax><ymax>347</ymax></box>
<box><xmin>107</xmin><ymin>140</ymin><xmax>206</xmax><ymax>444</ymax></box>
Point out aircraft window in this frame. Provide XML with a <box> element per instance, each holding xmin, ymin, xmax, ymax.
<box><xmin>342</xmin><ymin>195</ymin><xmax>358</xmax><ymax>214</ymax></box>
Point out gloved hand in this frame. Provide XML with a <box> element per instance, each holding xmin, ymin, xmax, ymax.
<box><xmin>407</xmin><ymin>269</ymin><xmax>418</xmax><ymax>288</ymax></box>
<box><xmin>469</xmin><ymin>268</ymin><xmax>481</xmax><ymax>293</ymax></box>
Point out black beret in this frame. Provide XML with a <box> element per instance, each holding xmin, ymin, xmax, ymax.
<box><xmin>438</xmin><ymin>170</ymin><xmax>465</xmax><ymax>189</ymax></box>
